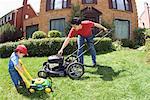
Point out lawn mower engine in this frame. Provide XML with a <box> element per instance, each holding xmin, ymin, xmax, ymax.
<box><xmin>38</xmin><ymin>55</ymin><xmax>84</xmax><ymax>80</ymax></box>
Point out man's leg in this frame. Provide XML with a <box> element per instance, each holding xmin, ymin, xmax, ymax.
<box><xmin>77</xmin><ymin>35</ymin><xmax>84</xmax><ymax>64</ymax></box>
<box><xmin>86</xmin><ymin>35</ymin><xmax>96</xmax><ymax>66</ymax></box>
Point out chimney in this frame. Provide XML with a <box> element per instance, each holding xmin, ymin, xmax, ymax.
<box><xmin>23</xmin><ymin>0</ymin><xmax>28</xmax><ymax>6</ymax></box>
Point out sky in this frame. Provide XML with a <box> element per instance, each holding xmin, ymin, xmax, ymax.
<box><xmin>0</xmin><ymin>0</ymin><xmax>41</xmax><ymax>17</ymax></box>
<box><xmin>0</xmin><ymin>0</ymin><xmax>150</xmax><ymax>18</ymax></box>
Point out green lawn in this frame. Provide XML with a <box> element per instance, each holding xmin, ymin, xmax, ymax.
<box><xmin>0</xmin><ymin>49</ymin><xmax>150</xmax><ymax>100</ymax></box>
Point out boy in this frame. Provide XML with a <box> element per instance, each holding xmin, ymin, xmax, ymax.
<box><xmin>58</xmin><ymin>17</ymin><xmax>107</xmax><ymax>66</ymax></box>
<box><xmin>8</xmin><ymin>45</ymin><xmax>28</xmax><ymax>92</ymax></box>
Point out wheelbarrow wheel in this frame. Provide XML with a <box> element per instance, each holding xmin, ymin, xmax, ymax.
<box><xmin>67</xmin><ymin>62</ymin><xmax>84</xmax><ymax>80</ymax></box>
<box><xmin>38</xmin><ymin>70</ymin><xmax>47</xmax><ymax>79</ymax></box>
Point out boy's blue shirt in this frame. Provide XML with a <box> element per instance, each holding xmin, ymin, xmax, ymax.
<box><xmin>8</xmin><ymin>52</ymin><xmax>19</xmax><ymax>70</ymax></box>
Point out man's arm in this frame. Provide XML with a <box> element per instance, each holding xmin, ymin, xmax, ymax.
<box><xmin>58</xmin><ymin>37</ymin><xmax>71</xmax><ymax>55</ymax></box>
<box><xmin>94</xmin><ymin>23</ymin><xmax>107</xmax><ymax>31</ymax></box>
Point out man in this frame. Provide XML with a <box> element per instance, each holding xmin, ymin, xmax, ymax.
<box><xmin>58</xmin><ymin>17</ymin><xmax>107</xmax><ymax>66</ymax></box>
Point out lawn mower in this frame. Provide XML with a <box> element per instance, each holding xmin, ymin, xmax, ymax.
<box><xmin>16</xmin><ymin>60</ymin><xmax>52</xmax><ymax>93</ymax></box>
<box><xmin>38</xmin><ymin>29</ymin><xmax>112</xmax><ymax>80</ymax></box>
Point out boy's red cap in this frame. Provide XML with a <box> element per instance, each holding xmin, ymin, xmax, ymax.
<box><xmin>15</xmin><ymin>45</ymin><xmax>28</xmax><ymax>55</ymax></box>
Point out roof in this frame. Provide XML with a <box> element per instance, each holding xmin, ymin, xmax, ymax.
<box><xmin>0</xmin><ymin>4</ymin><xmax>38</xmax><ymax>19</ymax></box>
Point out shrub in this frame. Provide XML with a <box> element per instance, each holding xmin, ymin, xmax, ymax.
<box><xmin>48</xmin><ymin>30</ymin><xmax>61</xmax><ymax>38</ymax></box>
<box><xmin>145</xmin><ymin>29</ymin><xmax>150</xmax><ymax>39</ymax></box>
<box><xmin>0</xmin><ymin>38</ymin><xmax>112</xmax><ymax>58</ymax></box>
<box><xmin>133</xmin><ymin>28</ymin><xmax>146</xmax><ymax>46</ymax></box>
<box><xmin>121</xmin><ymin>39</ymin><xmax>135</xmax><ymax>48</ymax></box>
<box><xmin>0</xmin><ymin>23</ymin><xmax>23</xmax><ymax>43</ymax></box>
<box><xmin>112</xmin><ymin>41</ymin><xmax>123</xmax><ymax>51</ymax></box>
<box><xmin>145</xmin><ymin>39</ymin><xmax>150</xmax><ymax>51</ymax></box>
<box><xmin>32</xmin><ymin>31</ymin><xmax>47</xmax><ymax>39</ymax></box>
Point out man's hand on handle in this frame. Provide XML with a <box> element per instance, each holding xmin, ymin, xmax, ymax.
<box><xmin>103</xmin><ymin>27</ymin><xmax>108</xmax><ymax>32</ymax></box>
<box><xmin>58</xmin><ymin>49</ymin><xmax>63</xmax><ymax>55</ymax></box>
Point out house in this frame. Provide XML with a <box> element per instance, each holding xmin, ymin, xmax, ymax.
<box><xmin>138</xmin><ymin>2</ymin><xmax>150</xmax><ymax>28</ymax></box>
<box><xmin>0</xmin><ymin>0</ymin><xmax>37</xmax><ymax>32</ymax></box>
<box><xmin>24</xmin><ymin>0</ymin><xmax>138</xmax><ymax>40</ymax></box>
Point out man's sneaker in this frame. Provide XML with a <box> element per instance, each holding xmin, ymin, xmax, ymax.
<box><xmin>92</xmin><ymin>63</ymin><xmax>97</xmax><ymax>67</ymax></box>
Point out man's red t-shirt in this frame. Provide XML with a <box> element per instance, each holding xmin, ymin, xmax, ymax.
<box><xmin>68</xmin><ymin>20</ymin><xmax>94</xmax><ymax>38</ymax></box>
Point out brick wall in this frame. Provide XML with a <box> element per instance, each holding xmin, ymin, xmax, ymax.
<box><xmin>24</xmin><ymin>0</ymin><xmax>138</xmax><ymax>39</ymax></box>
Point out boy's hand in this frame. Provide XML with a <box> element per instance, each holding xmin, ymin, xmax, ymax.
<box><xmin>16</xmin><ymin>65</ymin><xmax>24</xmax><ymax>73</ymax></box>
<box><xmin>19</xmin><ymin>67</ymin><xmax>24</xmax><ymax>73</ymax></box>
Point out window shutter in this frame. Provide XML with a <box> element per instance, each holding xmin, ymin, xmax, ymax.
<box><xmin>128</xmin><ymin>0</ymin><xmax>133</xmax><ymax>12</ymax></box>
<box><xmin>67</xmin><ymin>0</ymin><xmax>71</xmax><ymax>8</ymax></box>
<box><xmin>108</xmin><ymin>0</ymin><xmax>113</xmax><ymax>9</ymax></box>
<box><xmin>46</xmin><ymin>0</ymin><xmax>51</xmax><ymax>11</ymax></box>
<box><xmin>82</xmin><ymin>0</ymin><xmax>85</xmax><ymax>4</ymax></box>
<box><xmin>62</xmin><ymin>0</ymin><xmax>64</xmax><ymax>8</ymax></box>
<box><xmin>94</xmin><ymin>0</ymin><xmax>97</xmax><ymax>4</ymax></box>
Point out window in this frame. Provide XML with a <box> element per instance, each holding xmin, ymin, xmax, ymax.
<box><xmin>112</xmin><ymin>0</ymin><xmax>117</xmax><ymax>9</ymax></box>
<box><xmin>2</xmin><ymin>17</ymin><xmax>5</xmax><ymax>24</ymax></box>
<box><xmin>82</xmin><ymin>0</ymin><xmax>97</xmax><ymax>4</ymax></box>
<box><xmin>46</xmin><ymin>0</ymin><xmax>71</xmax><ymax>11</ymax></box>
<box><xmin>6</xmin><ymin>15</ymin><xmax>9</xmax><ymax>22</ymax></box>
<box><xmin>50</xmin><ymin>18</ymin><xmax>65</xmax><ymax>34</ymax></box>
<box><xmin>54</xmin><ymin>0</ymin><xmax>63</xmax><ymax>9</ymax></box>
<box><xmin>109</xmin><ymin>0</ymin><xmax>132</xmax><ymax>11</ymax></box>
<box><xmin>63</xmin><ymin>0</ymin><xmax>67</xmax><ymax>8</ymax></box>
<box><xmin>9</xmin><ymin>13</ymin><xmax>13</xmax><ymax>21</ymax></box>
<box><xmin>25</xmin><ymin>15</ymin><xmax>29</xmax><ymax>19</ymax></box>
<box><xmin>125</xmin><ymin>0</ymin><xmax>129</xmax><ymax>10</ymax></box>
<box><xmin>6</xmin><ymin>13</ymin><xmax>12</xmax><ymax>22</ymax></box>
<box><xmin>116</xmin><ymin>0</ymin><xmax>125</xmax><ymax>10</ymax></box>
<box><xmin>114</xmin><ymin>19</ymin><xmax>130</xmax><ymax>39</ymax></box>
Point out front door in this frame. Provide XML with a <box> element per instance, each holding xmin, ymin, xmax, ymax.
<box><xmin>26</xmin><ymin>24</ymin><xmax>39</xmax><ymax>39</ymax></box>
<box><xmin>81</xmin><ymin>7</ymin><xmax>102</xmax><ymax>34</ymax></box>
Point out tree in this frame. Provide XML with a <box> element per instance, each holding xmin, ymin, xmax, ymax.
<box><xmin>0</xmin><ymin>23</ymin><xmax>23</xmax><ymax>43</ymax></box>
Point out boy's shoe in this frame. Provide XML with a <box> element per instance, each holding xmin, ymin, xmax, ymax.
<box><xmin>16</xmin><ymin>86</ymin><xmax>23</xmax><ymax>94</ymax></box>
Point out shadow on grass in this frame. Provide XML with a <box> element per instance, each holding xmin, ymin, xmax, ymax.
<box><xmin>78</xmin><ymin>76</ymin><xmax>90</xmax><ymax>80</ymax></box>
<box><xmin>86</xmin><ymin>64</ymin><xmax>126</xmax><ymax>81</ymax></box>
<box><xmin>18</xmin><ymin>88</ymin><xmax>50</xmax><ymax>99</ymax></box>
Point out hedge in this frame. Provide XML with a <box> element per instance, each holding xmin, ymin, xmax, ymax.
<box><xmin>0</xmin><ymin>38</ymin><xmax>112</xmax><ymax>58</ymax></box>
